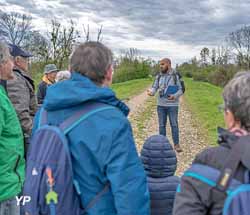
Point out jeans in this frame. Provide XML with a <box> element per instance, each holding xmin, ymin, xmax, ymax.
<box><xmin>0</xmin><ymin>197</ymin><xmax>19</xmax><ymax>215</ymax></box>
<box><xmin>157</xmin><ymin>105</ymin><xmax>179</xmax><ymax>145</ymax></box>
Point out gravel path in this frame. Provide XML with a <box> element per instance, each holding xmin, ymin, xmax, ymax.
<box><xmin>127</xmin><ymin>90</ymin><xmax>210</xmax><ymax>176</ymax></box>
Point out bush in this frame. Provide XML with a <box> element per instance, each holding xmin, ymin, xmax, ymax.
<box><xmin>113</xmin><ymin>59</ymin><xmax>152</xmax><ymax>83</ymax></box>
<box><xmin>208</xmin><ymin>65</ymin><xmax>238</xmax><ymax>87</ymax></box>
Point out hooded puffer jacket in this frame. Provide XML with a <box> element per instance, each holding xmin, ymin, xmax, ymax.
<box><xmin>141</xmin><ymin>135</ymin><xmax>180</xmax><ymax>215</ymax></box>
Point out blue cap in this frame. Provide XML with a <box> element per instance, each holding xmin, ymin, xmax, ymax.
<box><xmin>9</xmin><ymin>44</ymin><xmax>33</xmax><ymax>58</ymax></box>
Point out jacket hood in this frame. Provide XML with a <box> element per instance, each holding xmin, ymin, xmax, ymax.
<box><xmin>141</xmin><ymin>135</ymin><xmax>177</xmax><ymax>178</ymax></box>
<box><xmin>43</xmin><ymin>72</ymin><xmax>129</xmax><ymax>116</ymax></box>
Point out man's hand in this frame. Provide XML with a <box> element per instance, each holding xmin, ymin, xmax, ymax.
<box><xmin>167</xmin><ymin>95</ymin><xmax>175</xmax><ymax>100</ymax></box>
<box><xmin>147</xmin><ymin>89</ymin><xmax>154</xmax><ymax>96</ymax></box>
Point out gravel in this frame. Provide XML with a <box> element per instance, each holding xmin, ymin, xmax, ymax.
<box><xmin>127</xmin><ymin>91</ymin><xmax>210</xmax><ymax>176</ymax></box>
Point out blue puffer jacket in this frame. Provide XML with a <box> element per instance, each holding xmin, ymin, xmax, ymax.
<box><xmin>141</xmin><ymin>135</ymin><xmax>180</xmax><ymax>215</ymax></box>
<box><xmin>33</xmin><ymin>72</ymin><xmax>150</xmax><ymax>215</ymax></box>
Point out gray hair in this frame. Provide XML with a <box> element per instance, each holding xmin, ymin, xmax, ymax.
<box><xmin>69</xmin><ymin>41</ymin><xmax>113</xmax><ymax>84</ymax></box>
<box><xmin>223</xmin><ymin>71</ymin><xmax>250</xmax><ymax>131</ymax></box>
<box><xmin>0</xmin><ymin>42</ymin><xmax>10</xmax><ymax>65</ymax></box>
<box><xmin>55</xmin><ymin>70</ymin><xmax>71</xmax><ymax>82</ymax></box>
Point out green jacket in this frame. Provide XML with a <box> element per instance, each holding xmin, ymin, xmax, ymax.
<box><xmin>0</xmin><ymin>86</ymin><xmax>25</xmax><ymax>202</ymax></box>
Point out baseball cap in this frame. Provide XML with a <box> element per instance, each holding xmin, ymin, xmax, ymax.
<box><xmin>9</xmin><ymin>44</ymin><xmax>33</xmax><ymax>58</ymax></box>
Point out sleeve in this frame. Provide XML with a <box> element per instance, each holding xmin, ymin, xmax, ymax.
<box><xmin>105</xmin><ymin>118</ymin><xmax>150</xmax><ymax>215</ymax></box>
<box><xmin>151</xmin><ymin>75</ymin><xmax>160</xmax><ymax>95</ymax></box>
<box><xmin>172</xmin><ymin>74</ymin><xmax>183</xmax><ymax>99</ymax></box>
<box><xmin>7</xmin><ymin>76</ymin><xmax>33</xmax><ymax>139</ymax></box>
<box><xmin>173</xmin><ymin>176</ymin><xmax>208</xmax><ymax>215</ymax></box>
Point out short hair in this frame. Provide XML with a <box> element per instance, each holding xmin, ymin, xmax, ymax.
<box><xmin>160</xmin><ymin>58</ymin><xmax>171</xmax><ymax>65</ymax></box>
<box><xmin>69</xmin><ymin>42</ymin><xmax>113</xmax><ymax>84</ymax></box>
<box><xmin>0</xmin><ymin>42</ymin><xmax>10</xmax><ymax>65</ymax></box>
<box><xmin>223</xmin><ymin>71</ymin><xmax>250</xmax><ymax>131</ymax></box>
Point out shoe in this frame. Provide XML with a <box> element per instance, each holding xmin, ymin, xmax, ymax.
<box><xmin>174</xmin><ymin>144</ymin><xmax>183</xmax><ymax>153</ymax></box>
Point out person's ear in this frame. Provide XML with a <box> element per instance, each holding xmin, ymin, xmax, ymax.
<box><xmin>105</xmin><ymin>65</ymin><xmax>113</xmax><ymax>82</ymax></box>
<box><xmin>224</xmin><ymin>110</ymin><xmax>241</xmax><ymax>130</ymax></box>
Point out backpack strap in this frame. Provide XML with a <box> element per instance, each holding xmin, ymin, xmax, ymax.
<box><xmin>59</xmin><ymin>102</ymin><xmax>113</xmax><ymax>134</ymax></box>
<box><xmin>216</xmin><ymin>136</ymin><xmax>250</xmax><ymax>192</ymax></box>
<box><xmin>182</xmin><ymin>164</ymin><xmax>242</xmax><ymax>195</ymax></box>
<box><xmin>83</xmin><ymin>183</ymin><xmax>110</xmax><ymax>213</ymax></box>
<box><xmin>39</xmin><ymin>102</ymin><xmax>114</xmax><ymax>132</ymax></box>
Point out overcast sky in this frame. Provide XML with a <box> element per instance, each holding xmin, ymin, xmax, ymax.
<box><xmin>1</xmin><ymin>0</ymin><xmax>250</xmax><ymax>65</ymax></box>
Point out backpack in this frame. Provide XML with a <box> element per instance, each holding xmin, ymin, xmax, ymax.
<box><xmin>23</xmin><ymin>102</ymin><xmax>112</xmax><ymax>215</ymax></box>
<box><xmin>177</xmin><ymin>136</ymin><xmax>250</xmax><ymax>215</ymax></box>
<box><xmin>156</xmin><ymin>71</ymin><xmax>185</xmax><ymax>94</ymax></box>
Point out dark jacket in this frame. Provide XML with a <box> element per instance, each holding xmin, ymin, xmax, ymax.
<box><xmin>37</xmin><ymin>75</ymin><xmax>54</xmax><ymax>105</ymax></box>
<box><xmin>173</xmin><ymin>128</ymin><xmax>249</xmax><ymax>215</ymax></box>
<box><xmin>33</xmin><ymin>72</ymin><xmax>150</xmax><ymax>215</ymax></box>
<box><xmin>37</xmin><ymin>81</ymin><xmax>48</xmax><ymax>105</ymax></box>
<box><xmin>6</xmin><ymin>68</ymin><xmax>37</xmax><ymax>142</ymax></box>
<box><xmin>141</xmin><ymin>135</ymin><xmax>180</xmax><ymax>215</ymax></box>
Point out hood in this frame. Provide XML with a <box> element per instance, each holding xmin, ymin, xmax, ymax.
<box><xmin>43</xmin><ymin>72</ymin><xmax>129</xmax><ymax>116</ymax></box>
<box><xmin>141</xmin><ymin>135</ymin><xmax>177</xmax><ymax>178</ymax></box>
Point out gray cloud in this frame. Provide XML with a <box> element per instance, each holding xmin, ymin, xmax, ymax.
<box><xmin>3</xmin><ymin>0</ymin><xmax>250</xmax><ymax>62</ymax></box>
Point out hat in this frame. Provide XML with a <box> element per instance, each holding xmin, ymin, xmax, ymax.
<box><xmin>9</xmin><ymin>44</ymin><xmax>33</xmax><ymax>58</ymax></box>
<box><xmin>44</xmin><ymin>64</ymin><xmax>59</xmax><ymax>74</ymax></box>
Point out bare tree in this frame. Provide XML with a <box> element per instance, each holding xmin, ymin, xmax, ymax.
<box><xmin>49</xmin><ymin>19</ymin><xmax>80</xmax><ymax>69</ymax></box>
<box><xmin>0</xmin><ymin>11</ymin><xmax>32</xmax><ymax>46</ymax></box>
<box><xmin>83</xmin><ymin>24</ymin><xmax>90</xmax><ymax>42</ymax></box>
<box><xmin>82</xmin><ymin>24</ymin><xmax>103</xmax><ymax>42</ymax></box>
<box><xmin>211</xmin><ymin>48</ymin><xmax>216</xmax><ymax>65</ymax></box>
<box><xmin>216</xmin><ymin>45</ymin><xmax>230</xmax><ymax>65</ymax></box>
<box><xmin>228</xmin><ymin>26</ymin><xmax>250</xmax><ymax>68</ymax></box>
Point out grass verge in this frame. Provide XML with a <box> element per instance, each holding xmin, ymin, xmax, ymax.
<box><xmin>183</xmin><ymin>77</ymin><xmax>225</xmax><ymax>144</ymax></box>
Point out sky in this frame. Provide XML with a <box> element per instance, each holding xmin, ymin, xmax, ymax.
<box><xmin>1</xmin><ymin>0</ymin><xmax>250</xmax><ymax>65</ymax></box>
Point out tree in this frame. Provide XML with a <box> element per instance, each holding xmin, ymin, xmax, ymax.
<box><xmin>211</xmin><ymin>48</ymin><xmax>216</xmax><ymax>65</ymax></box>
<box><xmin>228</xmin><ymin>26</ymin><xmax>250</xmax><ymax>69</ymax></box>
<box><xmin>200</xmin><ymin>47</ymin><xmax>210</xmax><ymax>66</ymax></box>
<box><xmin>216</xmin><ymin>45</ymin><xmax>230</xmax><ymax>65</ymax></box>
<box><xmin>82</xmin><ymin>24</ymin><xmax>103</xmax><ymax>42</ymax></box>
<box><xmin>48</xmin><ymin>19</ymin><xmax>80</xmax><ymax>69</ymax></box>
<box><xmin>0</xmin><ymin>11</ymin><xmax>32</xmax><ymax>46</ymax></box>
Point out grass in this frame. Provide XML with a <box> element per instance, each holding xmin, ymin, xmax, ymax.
<box><xmin>111</xmin><ymin>78</ymin><xmax>152</xmax><ymax>100</ymax></box>
<box><xmin>183</xmin><ymin>77</ymin><xmax>225</xmax><ymax>144</ymax></box>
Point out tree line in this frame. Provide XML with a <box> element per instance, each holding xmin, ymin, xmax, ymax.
<box><xmin>178</xmin><ymin>25</ymin><xmax>250</xmax><ymax>87</ymax></box>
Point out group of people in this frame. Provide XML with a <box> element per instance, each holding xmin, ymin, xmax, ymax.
<box><xmin>0</xmin><ymin>40</ymin><xmax>250</xmax><ymax>215</ymax></box>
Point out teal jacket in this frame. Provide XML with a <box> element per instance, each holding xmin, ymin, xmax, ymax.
<box><xmin>33</xmin><ymin>72</ymin><xmax>150</xmax><ymax>214</ymax></box>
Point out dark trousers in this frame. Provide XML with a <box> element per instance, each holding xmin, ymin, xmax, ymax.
<box><xmin>157</xmin><ymin>105</ymin><xmax>179</xmax><ymax>145</ymax></box>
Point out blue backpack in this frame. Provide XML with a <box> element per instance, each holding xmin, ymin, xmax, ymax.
<box><xmin>178</xmin><ymin>136</ymin><xmax>250</xmax><ymax>215</ymax></box>
<box><xmin>23</xmin><ymin>102</ymin><xmax>112</xmax><ymax>215</ymax></box>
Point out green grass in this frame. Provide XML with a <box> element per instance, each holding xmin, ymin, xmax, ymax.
<box><xmin>184</xmin><ymin>77</ymin><xmax>225</xmax><ymax>144</ymax></box>
<box><xmin>111</xmin><ymin>78</ymin><xmax>152</xmax><ymax>100</ymax></box>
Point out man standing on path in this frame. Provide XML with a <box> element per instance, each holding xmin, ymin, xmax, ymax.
<box><xmin>7</xmin><ymin>44</ymin><xmax>37</xmax><ymax>155</ymax></box>
<box><xmin>148</xmin><ymin>58</ymin><xmax>183</xmax><ymax>152</ymax></box>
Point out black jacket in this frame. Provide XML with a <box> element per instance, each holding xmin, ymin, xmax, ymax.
<box><xmin>37</xmin><ymin>81</ymin><xmax>48</xmax><ymax>105</ymax></box>
<box><xmin>173</xmin><ymin>128</ymin><xmax>249</xmax><ymax>215</ymax></box>
<box><xmin>141</xmin><ymin>135</ymin><xmax>180</xmax><ymax>215</ymax></box>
